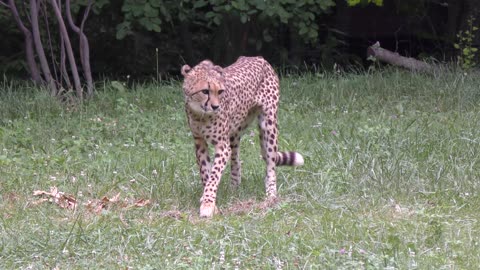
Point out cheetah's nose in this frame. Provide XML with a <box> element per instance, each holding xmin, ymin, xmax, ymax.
<box><xmin>211</xmin><ymin>104</ymin><xmax>220</xmax><ymax>111</ymax></box>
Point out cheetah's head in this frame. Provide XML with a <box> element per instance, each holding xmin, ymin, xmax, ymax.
<box><xmin>181</xmin><ymin>60</ymin><xmax>226</xmax><ymax>115</ymax></box>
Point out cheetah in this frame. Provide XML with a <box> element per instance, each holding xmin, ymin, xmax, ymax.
<box><xmin>181</xmin><ymin>56</ymin><xmax>304</xmax><ymax>217</ymax></box>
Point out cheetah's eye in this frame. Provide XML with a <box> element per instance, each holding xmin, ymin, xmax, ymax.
<box><xmin>201</xmin><ymin>89</ymin><xmax>209</xmax><ymax>95</ymax></box>
<box><xmin>218</xmin><ymin>90</ymin><xmax>225</xmax><ymax>95</ymax></box>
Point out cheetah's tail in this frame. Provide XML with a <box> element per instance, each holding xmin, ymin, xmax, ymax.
<box><xmin>276</xmin><ymin>152</ymin><xmax>304</xmax><ymax>166</ymax></box>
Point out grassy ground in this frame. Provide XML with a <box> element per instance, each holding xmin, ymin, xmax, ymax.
<box><xmin>1</xmin><ymin>69</ymin><xmax>480</xmax><ymax>269</ymax></box>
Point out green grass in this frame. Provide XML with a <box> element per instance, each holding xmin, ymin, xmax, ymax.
<box><xmin>1</xmin><ymin>69</ymin><xmax>480</xmax><ymax>269</ymax></box>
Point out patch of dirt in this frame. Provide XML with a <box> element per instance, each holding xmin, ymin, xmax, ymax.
<box><xmin>223</xmin><ymin>196</ymin><xmax>281</xmax><ymax>216</ymax></box>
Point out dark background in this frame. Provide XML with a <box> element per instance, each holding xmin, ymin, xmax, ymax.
<box><xmin>0</xmin><ymin>0</ymin><xmax>478</xmax><ymax>80</ymax></box>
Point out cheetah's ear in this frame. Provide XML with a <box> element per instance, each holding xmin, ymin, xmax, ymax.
<box><xmin>181</xmin><ymin>65</ymin><xmax>191</xmax><ymax>77</ymax></box>
<box><xmin>213</xmin><ymin>65</ymin><xmax>224</xmax><ymax>75</ymax></box>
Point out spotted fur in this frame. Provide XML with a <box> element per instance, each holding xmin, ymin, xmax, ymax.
<box><xmin>181</xmin><ymin>56</ymin><xmax>304</xmax><ymax>217</ymax></box>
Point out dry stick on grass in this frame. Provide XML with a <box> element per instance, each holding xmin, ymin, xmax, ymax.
<box><xmin>367</xmin><ymin>42</ymin><xmax>433</xmax><ymax>72</ymax></box>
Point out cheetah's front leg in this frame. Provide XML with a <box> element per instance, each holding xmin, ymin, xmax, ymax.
<box><xmin>200</xmin><ymin>140</ymin><xmax>231</xmax><ymax>217</ymax></box>
<box><xmin>194</xmin><ymin>137</ymin><xmax>210</xmax><ymax>187</ymax></box>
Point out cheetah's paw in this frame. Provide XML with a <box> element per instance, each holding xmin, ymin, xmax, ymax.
<box><xmin>200</xmin><ymin>201</ymin><xmax>217</xmax><ymax>218</ymax></box>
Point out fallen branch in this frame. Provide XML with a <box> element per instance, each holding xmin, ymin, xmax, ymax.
<box><xmin>367</xmin><ymin>42</ymin><xmax>432</xmax><ymax>72</ymax></box>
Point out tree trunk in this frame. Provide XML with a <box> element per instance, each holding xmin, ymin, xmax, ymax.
<box><xmin>7</xmin><ymin>0</ymin><xmax>42</xmax><ymax>84</ymax></box>
<box><xmin>49</xmin><ymin>0</ymin><xmax>82</xmax><ymax>99</ymax></box>
<box><xmin>30</xmin><ymin>0</ymin><xmax>58</xmax><ymax>95</ymax></box>
<box><xmin>66</xmin><ymin>0</ymin><xmax>94</xmax><ymax>97</ymax></box>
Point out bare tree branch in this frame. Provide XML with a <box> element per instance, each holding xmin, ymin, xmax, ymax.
<box><xmin>79</xmin><ymin>0</ymin><xmax>92</xmax><ymax>30</ymax></box>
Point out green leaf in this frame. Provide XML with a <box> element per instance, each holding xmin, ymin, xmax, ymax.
<box><xmin>263</xmin><ymin>29</ymin><xmax>273</xmax><ymax>42</ymax></box>
<box><xmin>139</xmin><ymin>17</ymin><xmax>151</xmax><ymax>30</ymax></box>
<box><xmin>115</xmin><ymin>22</ymin><xmax>131</xmax><ymax>40</ymax></box>
<box><xmin>306</xmin><ymin>12</ymin><xmax>315</xmax><ymax>21</ymax></box>
<box><xmin>370</xmin><ymin>0</ymin><xmax>383</xmax><ymax>6</ymax></box>
<box><xmin>205</xmin><ymin>11</ymin><xmax>217</xmax><ymax>19</ymax></box>
<box><xmin>144</xmin><ymin>4</ymin><xmax>159</xmax><ymax>17</ymax></box>
<box><xmin>232</xmin><ymin>0</ymin><xmax>248</xmax><ymax>11</ymax></box>
<box><xmin>132</xmin><ymin>4</ymin><xmax>144</xmax><ymax>16</ymax></box>
<box><xmin>276</xmin><ymin>6</ymin><xmax>291</xmax><ymax>24</ymax></box>
<box><xmin>151</xmin><ymin>17</ymin><xmax>162</xmax><ymax>25</ymax></box>
<box><xmin>179</xmin><ymin>12</ymin><xmax>187</xmax><ymax>21</ymax></box>
<box><xmin>159</xmin><ymin>5</ymin><xmax>171</xmax><ymax>20</ymax></box>
<box><xmin>149</xmin><ymin>0</ymin><xmax>161</xmax><ymax>8</ymax></box>
<box><xmin>308</xmin><ymin>29</ymin><xmax>318</xmax><ymax>39</ymax></box>
<box><xmin>318</xmin><ymin>0</ymin><xmax>335</xmax><ymax>11</ymax></box>
<box><xmin>213</xmin><ymin>16</ymin><xmax>221</xmax><ymax>25</ymax></box>
<box><xmin>151</xmin><ymin>23</ymin><xmax>161</xmax><ymax>32</ymax></box>
<box><xmin>254</xmin><ymin>0</ymin><xmax>267</xmax><ymax>10</ymax></box>
<box><xmin>240</xmin><ymin>13</ymin><xmax>248</xmax><ymax>23</ymax></box>
<box><xmin>347</xmin><ymin>0</ymin><xmax>361</xmax><ymax>6</ymax></box>
<box><xmin>111</xmin><ymin>81</ymin><xmax>126</xmax><ymax>92</ymax></box>
<box><xmin>299</xmin><ymin>26</ymin><xmax>308</xmax><ymax>35</ymax></box>
<box><xmin>121</xmin><ymin>3</ymin><xmax>132</xmax><ymax>12</ymax></box>
<box><xmin>193</xmin><ymin>0</ymin><xmax>208</xmax><ymax>8</ymax></box>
